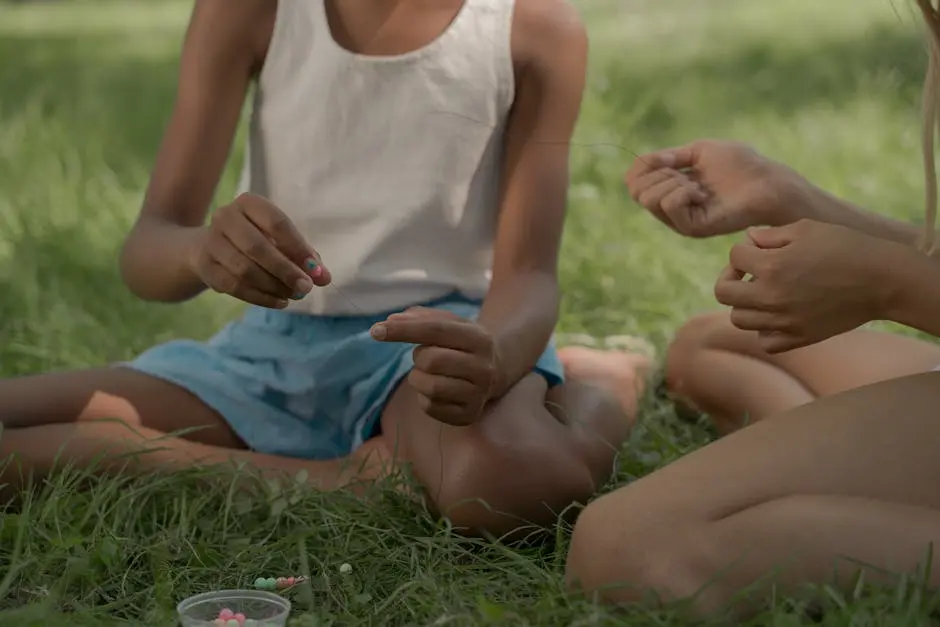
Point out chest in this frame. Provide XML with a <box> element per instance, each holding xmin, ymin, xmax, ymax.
<box><xmin>324</xmin><ymin>0</ymin><xmax>468</xmax><ymax>57</ymax></box>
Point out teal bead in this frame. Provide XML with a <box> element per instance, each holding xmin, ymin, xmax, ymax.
<box><xmin>254</xmin><ymin>576</ymin><xmax>268</xmax><ymax>589</ymax></box>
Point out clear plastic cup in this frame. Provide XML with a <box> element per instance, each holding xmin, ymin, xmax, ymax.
<box><xmin>177</xmin><ymin>589</ymin><xmax>291</xmax><ymax>626</ymax></box>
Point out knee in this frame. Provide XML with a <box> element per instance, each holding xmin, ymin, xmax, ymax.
<box><xmin>664</xmin><ymin>311</ymin><xmax>727</xmax><ymax>395</ymax></box>
<box><xmin>430</xmin><ymin>432</ymin><xmax>597</xmax><ymax>538</ymax></box>
<box><xmin>565</xmin><ymin>491</ymin><xmax>719</xmax><ymax>612</ymax></box>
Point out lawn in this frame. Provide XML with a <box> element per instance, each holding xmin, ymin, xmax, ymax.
<box><xmin>0</xmin><ymin>0</ymin><xmax>936</xmax><ymax>624</ymax></box>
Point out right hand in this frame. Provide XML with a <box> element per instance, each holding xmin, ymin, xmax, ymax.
<box><xmin>624</xmin><ymin>139</ymin><xmax>814</xmax><ymax>238</ymax></box>
<box><xmin>190</xmin><ymin>193</ymin><xmax>332</xmax><ymax>308</ymax></box>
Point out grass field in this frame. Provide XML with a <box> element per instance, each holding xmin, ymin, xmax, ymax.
<box><xmin>0</xmin><ymin>0</ymin><xmax>938</xmax><ymax>624</ymax></box>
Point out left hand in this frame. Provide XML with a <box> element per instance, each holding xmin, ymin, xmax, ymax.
<box><xmin>370</xmin><ymin>307</ymin><xmax>499</xmax><ymax>426</ymax></box>
<box><xmin>713</xmin><ymin>219</ymin><xmax>892</xmax><ymax>353</ymax></box>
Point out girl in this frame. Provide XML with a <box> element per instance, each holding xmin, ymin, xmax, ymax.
<box><xmin>563</xmin><ymin>0</ymin><xmax>940</xmax><ymax>617</ymax></box>
<box><xmin>0</xmin><ymin>0</ymin><xmax>650</xmax><ymax>537</ymax></box>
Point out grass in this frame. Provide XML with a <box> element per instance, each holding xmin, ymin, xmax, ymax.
<box><xmin>0</xmin><ymin>0</ymin><xmax>937</xmax><ymax>624</ymax></box>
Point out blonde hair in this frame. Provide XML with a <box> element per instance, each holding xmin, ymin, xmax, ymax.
<box><xmin>918</xmin><ymin>0</ymin><xmax>940</xmax><ymax>252</ymax></box>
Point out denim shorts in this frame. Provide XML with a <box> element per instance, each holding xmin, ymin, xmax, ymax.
<box><xmin>126</xmin><ymin>293</ymin><xmax>564</xmax><ymax>460</ymax></box>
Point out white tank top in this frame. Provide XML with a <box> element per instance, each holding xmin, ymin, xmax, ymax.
<box><xmin>237</xmin><ymin>0</ymin><xmax>517</xmax><ymax>315</ymax></box>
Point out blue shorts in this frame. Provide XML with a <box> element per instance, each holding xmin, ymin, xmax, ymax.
<box><xmin>126</xmin><ymin>293</ymin><xmax>564</xmax><ymax>460</ymax></box>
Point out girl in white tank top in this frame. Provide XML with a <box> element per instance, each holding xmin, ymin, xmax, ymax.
<box><xmin>5</xmin><ymin>0</ymin><xmax>639</xmax><ymax>539</ymax></box>
<box><xmin>126</xmin><ymin>0</ymin><xmax>574</xmax><ymax>458</ymax></box>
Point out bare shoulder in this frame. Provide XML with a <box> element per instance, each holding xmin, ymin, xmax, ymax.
<box><xmin>510</xmin><ymin>0</ymin><xmax>587</xmax><ymax>69</ymax></box>
<box><xmin>188</xmin><ymin>0</ymin><xmax>276</xmax><ymax>74</ymax></box>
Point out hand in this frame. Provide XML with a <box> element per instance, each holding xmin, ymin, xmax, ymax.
<box><xmin>370</xmin><ymin>307</ymin><xmax>499</xmax><ymax>426</ymax></box>
<box><xmin>190</xmin><ymin>193</ymin><xmax>332</xmax><ymax>308</ymax></box>
<box><xmin>624</xmin><ymin>139</ymin><xmax>815</xmax><ymax>238</ymax></box>
<box><xmin>713</xmin><ymin>219</ymin><xmax>893</xmax><ymax>353</ymax></box>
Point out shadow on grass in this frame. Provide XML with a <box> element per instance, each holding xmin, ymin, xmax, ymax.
<box><xmin>601</xmin><ymin>24</ymin><xmax>925</xmax><ymax>142</ymax></box>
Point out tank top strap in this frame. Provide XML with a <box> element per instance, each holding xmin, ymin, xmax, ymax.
<box><xmin>257</xmin><ymin>0</ymin><xmax>338</xmax><ymax>93</ymax></box>
<box><xmin>435</xmin><ymin>0</ymin><xmax>517</xmax><ymax>112</ymax></box>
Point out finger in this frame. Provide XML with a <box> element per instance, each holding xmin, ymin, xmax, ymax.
<box><xmin>727</xmin><ymin>242</ymin><xmax>766</xmax><ymax>276</ymax></box>
<box><xmin>625</xmin><ymin>144</ymin><xmax>696</xmax><ymax>185</ymax></box>
<box><xmin>387</xmin><ymin>307</ymin><xmax>463</xmax><ymax>322</ymax></box>
<box><xmin>629</xmin><ymin>169</ymin><xmax>682</xmax><ymax>203</ymax></box>
<box><xmin>236</xmin><ymin>193</ymin><xmax>317</xmax><ymax>265</ymax></box>
<box><xmin>407</xmin><ymin>370</ymin><xmax>478</xmax><ymax>405</ymax></box>
<box><xmin>221</xmin><ymin>220</ymin><xmax>313</xmax><ymax>298</ymax></box>
<box><xmin>371</xmin><ymin>319</ymin><xmax>490</xmax><ymax>354</ymax></box>
<box><xmin>418</xmin><ymin>396</ymin><xmax>478</xmax><ymax>426</ymax></box>
<box><xmin>727</xmin><ymin>308</ymin><xmax>782</xmax><ymax>332</ymax></box>
<box><xmin>713</xmin><ymin>276</ymin><xmax>765</xmax><ymax>309</ymax></box>
<box><xmin>636</xmin><ymin>175</ymin><xmax>688</xmax><ymax>211</ymax></box>
<box><xmin>412</xmin><ymin>345</ymin><xmax>492</xmax><ymax>383</ymax></box>
<box><xmin>199</xmin><ymin>258</ymin><xmax>289</xmax><ymax>309</ymax></box>
<box><xmin>207</xmin><ymin>232</ymin><xmax>295</xmax><ymax>299</ymax></box>
<box><xmin>747</xmin><ymin>225</ymin><xmax>796</xmax><ymax>250</ymax></box>
<box><xmin>717</xmin><ymin>263</ymin><xmax>745</xmax><ymax>283</ymax></box>
<box><xmin>660</xmin><ymin>181</ymin><xmax>708</xmax><ymax>215</ymax></box>
<box><xmin>659</xmin><ymin>144</ymin><xmax>697</xmax><ymax>170</ymax></box>
<box><xmin>758</xmin><ymin>330</ymin><xmax>808</xmax><ymax>354</ymax></box>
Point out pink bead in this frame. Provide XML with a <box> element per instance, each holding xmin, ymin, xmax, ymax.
<box><xmin>275</xmin><ymin>577</ymin><xmax>287</xmax><ymax>589</ymax></box>
<box><xmin>219</xmin><ymin>608</ymin><xmax>235</xmax><ymax>620</ymax></box>
<box><xmin>286</xmin><ymin>577</ymin><xmax>296</xmax><ymax>586</ymax></box>
<box><xmin>234</xmin><ymin>613</ymin><xmax>246</xmax><ymax>625</ymax></box>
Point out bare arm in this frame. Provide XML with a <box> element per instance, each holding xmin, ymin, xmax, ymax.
<box><xmin>805</xmin><ymin>185</ymin><xmax>923</xmax><ymax>247</ymax></box>
<box><xmin>878</xmin><ymin>241</ymin><xmax>940</xmax><ymax>337</ymax></box>
<box><xmin>119</xmin><ymin>0</ymin><xmax>274</xmax><ymax>302</ymax></box>
<box><xmin>478</xmin><ymin>0</ymin><xmax>588</xmax><ymax>397</ymax></box>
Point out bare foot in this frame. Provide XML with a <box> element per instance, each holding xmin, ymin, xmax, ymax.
<box><xmin>558</xmin><ymin>346</ymin><xmax>654</xmax><ymax>415</ymax></box>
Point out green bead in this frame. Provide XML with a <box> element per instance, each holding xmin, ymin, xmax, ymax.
<box><xmin>264</xmin><ymin>577</ymin><xmax>277</xmax><ymax>590</ymax></box>
<box><xmin>254</xmin><ymin>577</ymin><xmax>268</xmax><ymax>589</ymax></box>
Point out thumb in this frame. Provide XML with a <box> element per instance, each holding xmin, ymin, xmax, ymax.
<box><xmin>643</xmin><ymin>143</ymin><xmax>696</xmax><ymax>171</ymax></box>
<box><xmin>385</xmin><ymin>306</ymin><xmax>463</xmax><ymax>322</ymax></box>
<box><xmin>747</xmin><ymin>225</ymin><xmax>795</xmax><ymax>249</ymax></box>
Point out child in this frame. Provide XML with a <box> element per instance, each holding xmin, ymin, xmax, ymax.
<box><xmin>0</xmin><ymin>0</ymin><xmax>650</xmax><ymax>536</ymax></box>
<box><xmin>565</xmin><ymin>2</ymin><xmax>940</xmax><ymax>614</ymax></box>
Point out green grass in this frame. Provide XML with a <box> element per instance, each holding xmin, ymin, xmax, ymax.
<box><xmin>0</xmin><ymin>0</ymin><xmax>937</xmax><ymax>624</ymax></box>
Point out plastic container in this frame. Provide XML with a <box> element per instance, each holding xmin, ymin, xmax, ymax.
<box><xmin>177</xmin><ymin>589</ymin><xmax>291</xmax><ymax>626</ymax></box>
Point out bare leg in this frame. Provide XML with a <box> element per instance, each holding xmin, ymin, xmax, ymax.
<box><xmin>566</xmin><ymin>311</ymin><xmax>940</xmax><ymax>434</ymax></box>
<box><xmin>565</xmin><ymin>372</ymin><xmax>940</xmax><ymax>618</ymax></box>
<box><xmin>0</xmin><ymin>421</ymin><xmax>367</xmax><ymax>490</ymax></box>
<box><xmin>379</xmin><ymin>366</ymin><xmax>648</xmax><ymax>537</ymax></box>
<box><xmin>0</xmin><ymin>367</ymin><xmax>245</xmax><ymax>447</ymax></box>
<box><xmin>0</xmin><ymin>368</ymin><xmax>392</xmax><ymax>495</ymax></box>
<box><xmin>556</xmin><ymin>348</ymin><xmax>653</xmax><ymax>418</ymax></box>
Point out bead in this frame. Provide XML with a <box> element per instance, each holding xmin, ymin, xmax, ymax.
<box><xmin>234</xmin><ymin>612</ymin><xmax>246</xmax><ymax>625</ymax></box>
<box><xmin>213</xmin><ymin>620</ymin><xmax>227</xmax><ymax>627</ymax></box>
<box><xmin>219</xmin><ymin>608</ymin><xmax>235</xmax><ymax>620</ymax></box>
<box><xmin>275</xmin><ymin>577</ymin><xmax>288</xmax><ymax>589</ymax></box>
<box><xmin>226</xmin><ymin>620</ymin><xmax>240</xmax><ymax>627</ymax></box>
<box><xmin>253</xmin><ymin>577</ymin><xmax>267</xmax><ymax>589</ymax></box>
<box><xmin>339</xmin><ymin>563</ymin><xmax>352</xmax><ymax>574</ymax></box>
<box><xmin>286</xmin><ymin>577</ymin><xmax>296</xmax><ymax>586</ymax></box>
